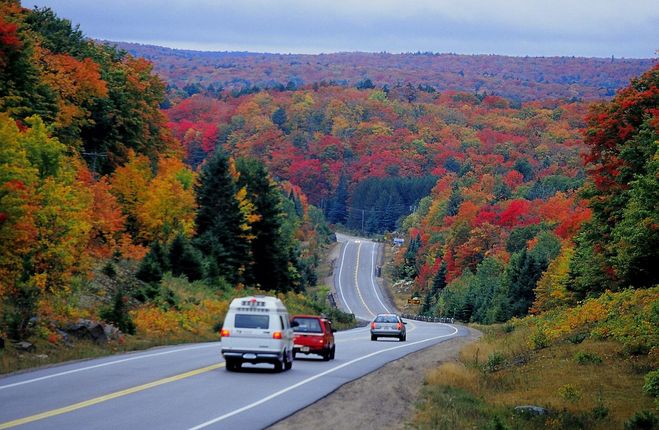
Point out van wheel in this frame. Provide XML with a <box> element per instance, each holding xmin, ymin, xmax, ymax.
<box><xmin>226</xmin><ymin>359</ymin><xmax>240</xmax><ymax>371</ymax></box>
<box><xmin>274</xmin><ymin>359</ymin><xmax>283</xmax><ymax>372</ymax></box>
<box><xmin>284</xmin><ymin>353</ymin><xmax>293</xmax><ymax>370</ymax></box>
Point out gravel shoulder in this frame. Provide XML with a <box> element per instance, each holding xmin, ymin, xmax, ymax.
<box><xmin>268</xmin><ymin>326</ymin><xmax>481</xmax><ymax>430</ymax></box>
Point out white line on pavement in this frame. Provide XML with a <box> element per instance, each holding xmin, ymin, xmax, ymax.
<box><xmin>0</xmin><ymin>344</ymin><xmax>218</xmax><ymax>391</ymax></box>
<box><xmin>336</xmin><ymin>240</ymin><xmax>354</xmax><ymax>315</ymax></box>
<box><xmin>369</xmin><ymin>241</ymin><xmax>391</xmax><ymax>313</ymax></box>
<box><xmin>187</xmin><ymin>324</ymin><xmax>459</xmax><ymax>430</ymax></box>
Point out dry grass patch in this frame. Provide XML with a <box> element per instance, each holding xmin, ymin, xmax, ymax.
<box><xmin>414</xmin><ymin>322</ymin><xmax>657</xmax><ymax>429</ymax></box>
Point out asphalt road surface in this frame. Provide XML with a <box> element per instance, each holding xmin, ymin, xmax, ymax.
<box><xmin>0</xmin><ymin>236</ymin><xmax>465</xmax><ymax>430</ymax></box>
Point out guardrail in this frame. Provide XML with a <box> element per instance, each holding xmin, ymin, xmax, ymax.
<box><xmin>400</xmin><ymin>314</ymin><xmax>454</xmax><ymax>324</ymax></box>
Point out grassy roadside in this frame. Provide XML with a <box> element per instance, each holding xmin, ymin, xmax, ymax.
<box><xmin>410</xmin><ymin>288</ymin><xmax>658</xmax><ymax>429</ymax></box>
<box><xmin>0</xmin><ymin>246</ymin><xmax>356</xmax><ymax>375</ymax></box>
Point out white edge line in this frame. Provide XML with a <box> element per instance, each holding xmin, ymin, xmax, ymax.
<box><xmin>369</xmin><ymin>241</ymin><xmax>390</xmax><ymax>313</ymax></box>
<box><xmin>187</xmin><ymin>324</ymin><xmax>460</xmax><ymax>430</ymax></box>
<box><xmin>336</xmin><ymin>240</ymin><xmax>353</xmax><ymax>315</ymax></box>
<box><xmin>0</xmin><ymin>344</ymin><xmax>217</xmax><ymax>391</ymax></box>
<box><xmin>353</xmin><ymin>242</ymin><xmax>376</xmax><ymax>319</ymax></box>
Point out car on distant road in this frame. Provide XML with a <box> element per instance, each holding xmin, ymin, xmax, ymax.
<box><xmin>370</xmin><ymin>313</ymin><xmax>406</xmax><ymax>341</ymax></box>
<box><xmin>291</xmin><ymin>315</ymin><xmax>336</xmax><ymax>360</ymax></box>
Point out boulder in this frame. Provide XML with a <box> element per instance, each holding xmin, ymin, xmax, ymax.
<box><xmin>64</xmin><ymin>319</ymin><xmax>108</xmax><ymax>344</ymax></box>
<box><xmin>13</xmin><ymin>341</ymin><xmax>36</xmax><ymax>353</ymax></box>
<box><xmin>514</xmin><ymin>405</ymin><xmax>550</xmax><ymax>417</ymax></box>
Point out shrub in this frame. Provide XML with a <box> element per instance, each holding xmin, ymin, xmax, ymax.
<box><xmin>566</xmin><ymin>332</ymin><xmax>588</xmax><ymax>344</ymax></box>
<box><xmin>484</xmin><ymin>352</ymin><xmax>506</xmax><ymax>373</ymax></box>
<box><xmin>100</xmin><ymin>291</ymin><xmax>136</xmax><ymax>335</ymax></box>
<box><xmin>624</xmin><ymin>341</ymin><xmax>651</xmax><ymax>357</ymax></box>
<box><xmin>529</xmin><ymin>328</ymin><xmax>550</xmax><ymax>350</ymax></box>
<box><xmin>643</xmin><ymin>369</ymin><xmax>659</xmax><ymax>398</ymax></box>
<box><xmin>624</xmin><ymin>411</ymin><xmax>658</xmax><ymax>430</ymax></box>
<box><xmin>574</xmin><ymin>351</ymin><xmax>603</xmax><ymax>365</ymax></box>
<box><xmin>558</xmin><ymin>384</ymin><xmax>582</xmax><ymax>403</ymax></box>
<box><xmin>591</xmin><ymin>404</ymin><xmax>609</xmax><ymax>420</ymax></box>
<box><xmin>102</xmin><ymin>262</ymin><xmax>117</xmax><ymax>278</ymax></box>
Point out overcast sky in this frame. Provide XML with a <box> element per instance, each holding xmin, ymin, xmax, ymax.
<box><xmin>26</xmin><ymin>0</ymin><xmax>658</xmax><ymax>58</ymax></box>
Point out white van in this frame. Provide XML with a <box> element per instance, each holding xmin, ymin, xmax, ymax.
<box><xmin>220</xmin><ymin>296</ymin><xmax>294</xmax><ymax>371</ymax></box>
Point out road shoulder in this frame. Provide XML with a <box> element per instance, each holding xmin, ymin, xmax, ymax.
<box><xmin>268</xmin><ymin>326</ymin><xmax>481</xmax><ymax>430</ymax></box>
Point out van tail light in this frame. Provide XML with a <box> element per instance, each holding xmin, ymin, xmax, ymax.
<box><xmin>397</xmin><ymin>322</ymin><xmax>403</xmax><ymax>330</ymax></box>
<box><xmin>371</xmin><ymin>322</ymin><xmax>376</xmax><ymax>329</ymax></box>
<box><xmin>272</xmin><ymin>331</ymin><xmax>283</xmax><ymax>339</ymax></box>
<box><xmin>220</xmin><ymin>329</ymin><xmax>230</xmax><ymax>337</ymax></box>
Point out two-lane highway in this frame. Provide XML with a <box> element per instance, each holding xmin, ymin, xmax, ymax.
<box><xmin>334</xmin><ymin>233</ymin><xmax>394</xmax><ymax>320</ymax></box>
<box><xmin>0</xmin><ymin>235</ymin><xmax>465</xmax><ymax>430</ymax></box>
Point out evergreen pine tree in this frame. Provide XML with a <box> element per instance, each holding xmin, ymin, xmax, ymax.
<box><xmin>327</xmin><ymin>174</ymin><xmax>348</xmax><ymax>224</ymax></box>
<box><xmin>136</xmin><ymin>241</ymin><xmax>168</xmax><ymax>284</ymax></box>
<box><xmin>169</xmin><ymin>234</ymin><xmax>204</xmax><ymax>281</ymax></box>
<box><xmin>236</xmin><ymin>158</ymin><xmax>292</xmax><ymax>292</ymax></box>
<box><xmin>193</xmin><ymin>150</ymin><xmax>250</xmax><ymax>285</ymax></box>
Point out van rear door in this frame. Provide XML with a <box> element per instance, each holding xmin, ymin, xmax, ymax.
<box><xmin>231</xmin><ymin>313</ymin><xmax>276</xmax><ymax>351</ymax></box>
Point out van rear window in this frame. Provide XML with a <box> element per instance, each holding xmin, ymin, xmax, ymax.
<box><xmin>235</xmin><ymin>314</ymin><xmax>269</xmax><ymax>329</ymax></box>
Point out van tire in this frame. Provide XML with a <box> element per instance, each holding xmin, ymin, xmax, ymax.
<box><xmin>284</xmin><ymin>353</ymin><xmax>293</xmax><ymax>370</ymax></box>
<box><xmin>226</xmin><ymin>359</ymin><xmax>240</xmax><ymax>371</ymax></box>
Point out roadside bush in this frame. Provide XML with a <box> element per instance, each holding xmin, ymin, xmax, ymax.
<box><xmin>566</xmin><ymin>332</ymin><xmax>588</xmax><ymax>344</ymax></box>
<box><xmin>624</xmin><ymin>340</ymin><xmax>651</xmax><ymax>357</ymax></box>
<box><xmin>484</xmin><ymin>352</ymin><xmax>506</xmax><ymax>373</ymax></box>
<box><xmin>574</xmin><ymin>351</ymin><xmax>603</xmax><ymax>365</ymax></box>
<box><xmin>102</xmin><ymin>262</ymin><xmax>117</xmax><ymax>278</ymax></box>
<box><xmin>624</xmin><ymin>410</ymin><xmax>658</xmax><ymax>430</ymax></box>
<box><xmin>529</xmin><ymin>328</ymin><xmax>550</xmax><ymax>350</ymax></box>
<box><xmin>100</xmin><ymin>291</ymin><xmax>136</xmax><ymax>335</ymax></box>
<box><xmin>558</xmin><ymin>384</ymin><xmax>582</xmax><ymax>403</ymax></box>
<box><xmin>643</xmin><ymin>369</ymin><xmax>659</xmax><ymax>398</ymax></box>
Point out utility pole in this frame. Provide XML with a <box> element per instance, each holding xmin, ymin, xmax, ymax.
<box><xmin>82</xmin><ymin>151</ymin><xmax>107</xmax><ymax>178</ymax></box>
<box><xmin>361</xmin><ymin>209</ymin><xmax>364</xmax><ymax>234</ymax></box>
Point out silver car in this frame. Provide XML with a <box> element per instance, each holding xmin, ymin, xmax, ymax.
<box><xmin>370</xmin><ymin>313</ymin><xmax>406</xmax><ymax>341</ymax></box>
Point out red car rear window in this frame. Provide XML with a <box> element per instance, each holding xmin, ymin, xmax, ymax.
<box><xmin>292</xmin><ymin>317</ymin><xmax>323</xmax><ymax>333</ymax></box>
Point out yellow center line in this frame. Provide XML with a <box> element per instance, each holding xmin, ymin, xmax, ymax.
<box><xmin>0</xmin><ymin>362</ymin><xmax>225</xmax><ymax>429</ymax></box>
<box><xmin>353</xmin><ymin>242</ymin><xmax>376</xmax><ymax>318</ymax></box>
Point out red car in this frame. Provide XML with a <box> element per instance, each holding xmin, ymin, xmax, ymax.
<box><xmin>291</xmin><ymin>315</ymin><xmax>336</xmax><ymax>360</ymax></box>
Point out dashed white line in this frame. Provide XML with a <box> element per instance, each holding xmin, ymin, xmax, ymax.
<box><xmin>187</xmin><ymin>324</ymin><xmax>459</xmax><ymax>430</ymax></box>
<box><xmin>369</xmin><ymin>241</ymin><xmax>391</xmax><ymax>313</ymax></box>
<box><xmin>353</xmin><ymin>242</ymin><xmax>376</xmax><ymax>318</ymax></box>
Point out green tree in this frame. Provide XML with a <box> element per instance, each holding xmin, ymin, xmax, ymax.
<box><xmin>194</xmin><ymin>150</ymin><xmax>250</xmax><ymax>285</ymax></box>
<box><xmin>136</xmin><ymin>241</ymin><xmax>168</xmax><ymax>284</ymax></box>
<box><xmin>236</xmin><ymin>157</ymin><xmax>293</xmax><ymax>292</ymax></box>
<box><xmin>168</xmin><ymin>234</ymin><xmax>203</xmax><ymax>281</ymax></box>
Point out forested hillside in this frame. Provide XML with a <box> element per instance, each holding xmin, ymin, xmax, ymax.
<box><xmin>396</xmin><ymin>64</ymin><xmax>657</xmax><ymax>324</ymax></box>
<box><xmin>113</xmin><ymin>41</ymin><xmax>652</xmax><ymax>102</ymax></box>
<box><xmin>165</xmin><ymin>88</ymin><xmax>590</xmax><ymax>236</ymax></box>
<box><xmin>0</xmin><ymin>3</ymin><xmax>335</xmax><ymax>365</ymax></box>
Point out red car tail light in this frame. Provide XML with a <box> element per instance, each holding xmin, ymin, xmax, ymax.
<box><xmin>371</xmin><ymin>322</ymin><xmax>376</xmax><ymax>329</ymax></box>
<box><xmin>397</xmin><ymin>322</ymin><xmax>403</xmax><ymax>330</ymax></box>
